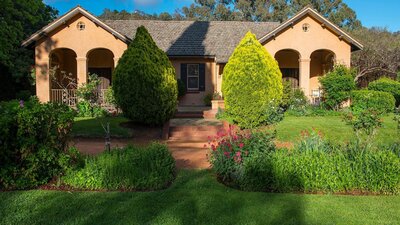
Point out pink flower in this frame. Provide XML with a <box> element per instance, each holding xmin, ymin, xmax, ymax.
<box><xmin>239</xmin><ymin>143</ymin><xmax>244</xmax><ymax>148</ymax></box>
<box><xmin>211</xmin><ymin>144</ymin><xmax>216</xmax><ymax>151</ymax></box>
<box><xmin>224</xmin><ymin>152</ymin><xmax>230</xmax><ymax>158</ymax></box>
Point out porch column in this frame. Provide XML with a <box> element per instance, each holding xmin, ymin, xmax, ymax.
<box><xmin>113</xmin><ymin>57</ymin><xmax>120</xmax><ymax>67</ymax></box>
<box><xmin>299</xmin><ymin>58</ymin><xmax>311</xmax><ymax>97</ymax></box>
<box><xmin>36</xmin><ymin>57</ymin><xmax>50</xmax><ymax>102</ymax></box>
<box><xmin>76</xmin><ymin>57</ymin><xmax>87</xmax><ymax>85</ymax></box>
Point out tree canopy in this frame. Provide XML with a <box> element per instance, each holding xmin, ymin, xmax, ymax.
<box><xmin>0</xmin><ymin>0</ymin><xmax>57</xmax><ymax>100</ymax></box>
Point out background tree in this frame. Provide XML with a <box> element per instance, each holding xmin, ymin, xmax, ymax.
<box><xmin>112</xmin><ymin>26</ymin><xmax>178</xmax><ymax>126</ymax></box>
<box><xmin>0</xmin><ymin>0</ymin><xmax>57</xmax><ymax>101</ymax></box>
<box><xmin>222</xmin><ymin>32</ymin><xmax>283</xmax><ymax>128</ymax></box>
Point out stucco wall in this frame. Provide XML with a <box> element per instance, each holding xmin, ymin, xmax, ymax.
<box><xmin>171</xmin><ymin>57</ymin><xmax>216</xmax><ymax>106</ymax></box>
<box><xmin>35</xmin><ymin>14</ymin><xmax>127</xmax><ymax>102</ymax></box>
<box><xmin>263</xmin><ymin>15</ymin><xmax>352</xmax><ymax>96</ymax></box>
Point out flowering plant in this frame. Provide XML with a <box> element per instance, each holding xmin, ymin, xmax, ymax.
<box><xmin>206</xmin><ymin>127</ymin><xmax>276</xmax><ymax>185</ymax></box>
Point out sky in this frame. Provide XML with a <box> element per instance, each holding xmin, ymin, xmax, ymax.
<box><xmin>44</xmin><ymin>0</ymin><xmax>400</xmax><ymax>32</ymax></box>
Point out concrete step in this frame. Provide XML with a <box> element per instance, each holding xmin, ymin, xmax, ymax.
<box><xmin>203</xmin><ymin>109</ymin><xmax>218</xmax><ymax>119</ymax></box>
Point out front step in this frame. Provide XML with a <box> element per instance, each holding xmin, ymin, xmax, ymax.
<box><xmin>174</xmin><ymin>112</ymin><xmax>204</xmax><ymax>118</ymax></box>
<box><xmin>169</xmin><ymin>125</ymin><xmax>224</xmax><ymax>142</ymax></box>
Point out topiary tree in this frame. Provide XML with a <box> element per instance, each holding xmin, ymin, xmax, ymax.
<box><xmin>319</xmin><ymin>65</ymin><xmax>356</xmax><ymax>110</ymax></box>
<box><xmin>222</xmin><ymin>31</ymin><xmax>283</xmax><ymax>128</ymax></box>
<box><xmin>112</xmin><ymin>26</ymin><xmax>178</xmax><ymax>125</ymax></box>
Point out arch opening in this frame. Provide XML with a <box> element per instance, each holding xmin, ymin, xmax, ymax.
<box><xmin>310</xmin><ymin>49</ymin><xmax>336</xmax><ymax>89</ymax></box>
<box><xmin>275</xmin><ymin>49</ymin><xmax>301</xmax><ymax>89</ymax></box>
<box><xmin>49</xmin><ymin>48</ymin><xmax>77</xmax><ymax>89</ymax></box>
<box><xmin>87</xmin><ymin>48</ymin><xmax>115</xmax><ymax>90</ymax></box>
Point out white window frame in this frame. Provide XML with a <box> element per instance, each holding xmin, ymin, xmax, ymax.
<box><xmin>187</xmin><ymin>64</ymin><xmax>200</xmax><ymax>91</ymax></box>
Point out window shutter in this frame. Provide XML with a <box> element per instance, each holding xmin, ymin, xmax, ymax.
<box><xmin>180</xmin><ymin>64</ymin><xmax>187</xmax><ymax>90</ymax></box>
<box><xmin>199</xmin><ymin>63</ymin><xmax>206</xmax><ymax>91</ymax></box>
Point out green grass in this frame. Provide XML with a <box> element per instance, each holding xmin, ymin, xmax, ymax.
<box><xmin>1</xmin><ymin>170</ymin><xmax>399</xmax><ymax>225</ymax></box>
<box><xmin>72</xmin><ymin>117</ymin><xmax>132</xmax><ymax>138</ymax></box>
<box><xmin>275</xmin><ymin>115</ymin><xmax>398</xmax><ymax>145</ymax></box>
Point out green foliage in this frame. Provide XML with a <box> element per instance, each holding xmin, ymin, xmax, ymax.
<box><xmin>210</xmin><ymin>130</ymin><xmax>400</xmax><ymax>194</ymax></box>
<box><xmin>222</xmin><ymin>32</ymin><xmax>283</xmax><ymax>128</ymax></box>
<box><xmin>394</xmin><ymin>107</ymin><xmax>400</xmax><ymax>134</ymax></box>
<box><xmin>343</xmin><ymin>108</ymin><xmax>383</xmax><ymax>138</ymax></box>
<box><xmin>368</xmin><ymin>77</ymin><xmax>400</xmax><ymax>106</ymax></box>
<box><xmin>63</xmin><ymin>143</ymin><xmax>175</xmax><ymax>190</ymax></box>
<box><xmin>177</xmin><ymin>79</ymin><xmax>186</xmax><ymax>97</ymax></box>
<box><xmin>104</xmin><ymin>86</ymin><xmax>117</xmax><ymax>106</ymax></box>
<box><xmin>281</xmin><ymin>80</ymin><xmax>309</xmax><ymax>112</ymax></box>
<box><xmin>0</xmin><ymin>97</ymin><xmax>80</xmax><ymax>189</ymax></box>
<box><xmin>113</xmin><ymin>26</ymin><xmax>178</xmax><ymax>125</ymax></box>
<box><xmin>76</xmin><ymin>74</ymin><xmax>107</xmax><ymax>117</ymax></box>
<box><xmin>319</xmin><ymin>65</ymin><xmax>356</xmax><ymax>110</ymax></box>
<box><xmin>203</xmin><ymin>93</ymin><xmax>213</xmax><ymax>106</ymax></box>
<box><xmin>0</xmin><ymin>0</ymin><xmax>57</xmax><ymax>100</ymax></box>
<box><xmin>351</xmin><ymin>90</ymin><xmax>395</xmax><ymax>114</ymax></box>
<box><xmin>285</xmin><ymin>105</ymin><xmax>345</xmax><ymax>117</ymax></box>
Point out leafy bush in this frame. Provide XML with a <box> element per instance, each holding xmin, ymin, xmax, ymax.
<box><xmin>209</xmin><ymin>129</ymin><xmax>400</xmax><ymax>194</ymax></box>
<box><xmin>113</xmin><ymin>26</ymin><xmax>178</xmax><ymax>125</ymax></box>
<box><xmin>203</xmin><ymin>93</ymin><xmax>213</xmax><ymax>106</ymax></box>
<box><xmin>177</xmin><ymin>79</ymin><xmax>186</xmax><ymax>97</ymax></box>
<box><xmin>221</xmin><ymin>31</ymin><xmax>283</xmax><ymax>128</ymax></box>
<box><xmin>368</xmin><ymin>77</ymin><xmax>400</xmax><ymax>106</ymax></box>
<box><xmin>351</xmin><ymin>90</ymin><xmax>395</xmax><ymax>113</ymax></box>
<box><xmin>104</xmin><ymin>86</ymin><xmax>117</xmax><ymax>107</ymax></box>
<box><xmin>319</xmin><ymin>65</ymin><xmax>356</xmax><ymax>110</ymax></box>
<box><xmin>343</xmin><ymin>108</ymin><xmax>383</xmax><ymax>136</ymax></box>
<box><xmin>76</xmin><ymin>74</ymin><xmax>107</xmax><ymax>117</ymax></box>
<box><xmin>281</xmin><ymin>81</ymin><xmax>308</xmax><ymax>111</ymax></box>
<box><xmin>0</xmin><ymin>98</ymin><xmax>80</xmax><ymax>189</ymax></box>
<box><xmin>63</xmin><ymin>143</ymin><xmax>175</xmax><ymax>190</ymax></box>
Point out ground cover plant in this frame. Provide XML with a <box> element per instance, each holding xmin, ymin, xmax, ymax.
<box><xmin>113</xmin><ymin>26</ymin><xmax>177</xmax><ymax>126</ymax></box>
<box><xmin>0</xmin><ymin>98</ymin><xmax>81</xmax><ymax>190</ymax></box>
<box><xmin>63</xmin><ymin>143</ymin><xmax>175</xmax><ymax>191</ymax></box>
<box><xmin>222</xmin><ymin>31</ymin><xmax>283</xmax><ymax>128</ymax></box>
<box><xmin>207</xmin><ymin>128</ymin><xmax>400</xmax><ymax>194</ymax></box>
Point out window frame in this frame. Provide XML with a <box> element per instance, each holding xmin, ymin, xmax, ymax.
<box><xmin>187</xmin><ymin>64</ymin><xmax>200</xmax><ymax>91</ymax></box>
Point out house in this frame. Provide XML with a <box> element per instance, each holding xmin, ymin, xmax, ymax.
<box><xmin>22</xmin><ymin>6</ymin><xmax>362</xmax><ymax>106</ymax></box>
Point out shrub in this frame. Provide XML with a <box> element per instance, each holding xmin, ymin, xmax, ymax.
<box><xmin>113</xmin><ymin>26</ymin><xmax>178</xmax><ymax>125</ymax></box>
<box><xmin>0</xmin><ymin>98</ymin><xmax>80</xmax><ymax>189</ymax></box>
<box><xmin>63</xmin><ymin>143</ymin><xmax>175</xmax><ymax>190</ymax></box>
<box><xmin>319</xmin><ymin>65</ymin><xmax>356</xmax><ymax>110</ymax></box>
<box><xmin>177</xmin><ymin>79</ymin><xmax>186</xmax><ymax>97</ymax></box>
<box><xmin>203</xmin><ymin>93</ymin><xmax>213</xmax><ymax>106</ymax></box>
<box><xmin>281</xmin><ymin>80</ymin><xmax>309</xmax><ymax>113</ymax></box>
<box><xmin>351</xmin><ymin>90</ymin><xmax>395</xmax><ymax>113</ymax></box>
<box><xmin>76</xmin><ymin>74</ymin><xmax>107</xmax><ymax>117</ymax></box>
<box><xmin>221</xmin><ymin>32</ymin><xmax>283</xmax><ymax>128</ymax></box>
<box><xmin>343</xmin><ymin>108</ymin><xmax>383</xmax><ymax>137</ymax></box>
<box><xmin>368</xmin><ymin>77</ymin><xmax>400</xmax><ymax>106</ymax></box>
<box><xmin>209</xmin><ymin>129</ymin><xmax>400</xmax><ymax>194</ymax></box>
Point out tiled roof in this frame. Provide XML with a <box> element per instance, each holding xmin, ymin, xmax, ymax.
<box><xmin>104</xmin><ymin>20</ymin><xmax>279</xmax><ymax>63</ymax></box>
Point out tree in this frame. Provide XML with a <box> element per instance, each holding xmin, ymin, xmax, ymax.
<box><xmin>0</xmin><ymin>0</ymin><xmax>57</xmax><ymax>100</ymax></box>
<box><xmin>112</xmin><ymin>26</ymin><xmax>178</xmax><ymax>125</ymax></box>
<box><xmin>222</xmin><ymin>32</ymin><xmax>283</xmax><ymax>128</ymax></box>
<box><xmin>350</xmin><ymin>27</ymin><xmax>400</xmax><ymax>85</ymax></box>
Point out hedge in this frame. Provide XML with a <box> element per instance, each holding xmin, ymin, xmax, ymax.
<box><xmin>368</xmin><ymin>77</ymin><xmax>400</xmax><ymax>106</ymax></box>
<box><xmin>351</xmin><ymin>90</ymin><xmax>395</xmax><ymax>113</ymax></box>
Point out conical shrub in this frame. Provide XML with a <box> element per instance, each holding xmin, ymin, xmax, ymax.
<box><xmin>222</xmin><ymin>31</ymin><xmax>283</xmax><ymax>128</ymax></box>
<box><xmin>113</xmin><ymin>26</ymin><xmax>178</xmax><ymax>125</ymax></box>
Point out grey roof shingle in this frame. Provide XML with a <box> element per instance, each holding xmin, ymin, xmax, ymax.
<box><xmin>104</xmin><ymin>20</ymin><xmax>279</xmax><ymax>63</ymax></box>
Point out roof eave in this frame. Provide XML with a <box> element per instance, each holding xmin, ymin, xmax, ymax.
<box><xmin>21</xmin><ymin>6</ymin><xmax>131</xmax><ymax>47</ymax></box>
<box><xmin>258</xmin><ymin>7</ymin><xmax>363</xmax><ymax>51</ymax></box>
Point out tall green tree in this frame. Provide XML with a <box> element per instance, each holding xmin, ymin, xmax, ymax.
<box><xmin>112</xmin><ymin>26</ymin><xmax>178</xmax><ymax>125</ymax></box>
<box><xmin>0</xmin><ymin>0</ymin><xmax>57</xmax><ymax>100</ymax></box>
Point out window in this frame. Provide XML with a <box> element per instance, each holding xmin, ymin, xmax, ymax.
<box><xmin>187</xmin><ymin>64</ymin><xmax>199</xmax><ymax>90</ymax></box>
<box><xmin>77</xmin><ymin>21</ymin><xmax>85</xmax><ymax>31</ymax></box>
<box><xmin>302</xmin><ymin>23</ymin><xmax>310</xmax><ymax>32</ymax></box>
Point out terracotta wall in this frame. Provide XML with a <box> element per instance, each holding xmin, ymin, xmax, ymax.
<box><xmin>35</xmin><ymin>14</ymin><xmax>127</xmax><ymax>102</ymax></box>
<box><xmin>170</xmin><ymin>57</ymin><xmax>216</xmax><ymax>106</ymax></box>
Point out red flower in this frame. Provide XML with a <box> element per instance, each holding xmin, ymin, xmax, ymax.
<box><xmin>224</xmin><ymin>152</ymin><xmax>230</xmax><ymax>158</ymax></box>
<box><xmin>239</xmin><ymin>143</ymin><xmax>244</xmax><ymax>148</ymax></box>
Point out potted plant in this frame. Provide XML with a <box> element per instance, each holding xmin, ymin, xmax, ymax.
<box><xmin>211</xmin><ymin>91</ymin><xmax>224</xmax><ymax>109</ymax></box>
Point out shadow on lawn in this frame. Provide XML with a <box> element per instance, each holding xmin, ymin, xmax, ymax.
<box><xmin>0</xmin><ymin>170</ymin><xmax>305</xmax><ymax>225</ymax></box>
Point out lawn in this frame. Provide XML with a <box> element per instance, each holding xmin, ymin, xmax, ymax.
<box><xmin>1</xmin><ymin>170</ymin><xmax>399</xmax><ymax>225</ymax></box>
<box><xmin>72</xmin><ymin>117</ymin><xmax>132</xmax><ymax>138</ymax></box>
<box><xmin>72</xmin><ymin>115</ymin><xmax>398</xmax><ymax>145</ymax></box>
<box><xmin>275</xmin><ymin>115</ymin><xmax>398</xmax><ymax>145</ymax></box>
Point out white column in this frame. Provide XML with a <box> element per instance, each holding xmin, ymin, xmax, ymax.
<box><xmin>76</xmin><ymin>57</ymin><xmax>87</xmax><ymax>85</ymax></box>
<box><xmin>299</xmin><ymin>58</ymin><xmax>311</xmax><ymax>98</ymax></box>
